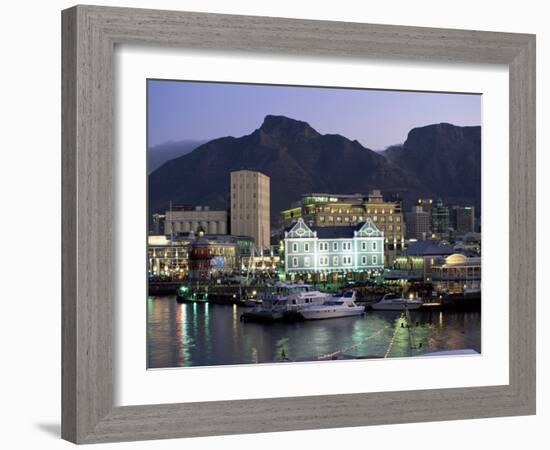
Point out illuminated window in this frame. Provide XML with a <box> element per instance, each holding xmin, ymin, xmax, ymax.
<box><xmin>304</xmin><ymin>257</ymin><xmax>310</xmax><ymax>267</ymax></box>
<box><xmin>332</xmin><ymin>256</ymin><xmax>339</xmax><ymax>266</ymax></box>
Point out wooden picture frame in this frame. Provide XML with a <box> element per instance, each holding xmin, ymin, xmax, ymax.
<box><xmin>62</xmin><ymin>5</ymin><xmax>536</xmax><ymax>444</ymax></box>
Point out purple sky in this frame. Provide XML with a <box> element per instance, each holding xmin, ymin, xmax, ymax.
<box><xmin>147</xmin><ymin>80</ymin><xmax>481</xmax><ymax>150</ymax></box>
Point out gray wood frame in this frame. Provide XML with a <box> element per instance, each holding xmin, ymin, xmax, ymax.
<box><xmin>62</xmin><ymin>5</ymin><xmax>536</xmax><ymax>444</ymax></box>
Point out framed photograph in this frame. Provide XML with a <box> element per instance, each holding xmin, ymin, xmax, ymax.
<box><xmin>62</xmin><ymin>5</ymin><xmax>536</xmax><ymax>444</ymax></box>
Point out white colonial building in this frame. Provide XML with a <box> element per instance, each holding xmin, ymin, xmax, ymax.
<box><xmin>284</xmin><ymin>218</ymin><xmax>384</xmax><ymax>277</ymax></box>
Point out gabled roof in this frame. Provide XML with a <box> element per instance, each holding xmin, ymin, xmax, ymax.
<box><xmin>285</xmin><ymin>219</ymin><xmax>383</xmax><ymax>239</ymax></box>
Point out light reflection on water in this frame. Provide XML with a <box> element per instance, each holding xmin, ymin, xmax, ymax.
<box><xmin>147</xmin><ymin>296</ymin><xmax>481</xmax><ymax>369</ymax></box>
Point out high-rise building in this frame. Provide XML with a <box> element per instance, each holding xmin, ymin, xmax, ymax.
<box><xmin>451</xmin><ymin>206</ymin><xmax>476</xmax><ymax>235</ymax></box>
<box><xmin>230</xmin><ymin>170</ymin><xmax>271</xmax><ymax>250</ymax></box>
<box><xmin>431</xmin><ymin>199</ymin><xmax>449</xmax><ymax>235</ymax></box>
<box><xmin>405</xmin><ymin>206</ymin><xmax>431</xmax><ymax>240</ymax></box>
<box><xmin>417</xmin><ymin>198</ymin><xmax>433</xmax><ymax>216</ymax></box>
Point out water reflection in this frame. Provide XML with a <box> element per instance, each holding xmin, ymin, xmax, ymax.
<box><xmin>147</xmin><ymin>296</ymin><xmax>481</xmax><ymax>368</ymax></box>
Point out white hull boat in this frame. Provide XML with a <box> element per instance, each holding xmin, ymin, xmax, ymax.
<box><xmin>241</xmin><ymin>282</ymin><xmax>330</xmax><ymax>323</ymax></box>
<box><xmin>298</xmin><ymin>291</ymin><xmax>365</xmax><ymax>320</ymax></box>
<box><xmin>372</xmin><ymin>293</ymin><xmax>423</xmax><ymax>311</ymax></box>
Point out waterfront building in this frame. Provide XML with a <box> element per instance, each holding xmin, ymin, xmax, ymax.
<box><xmin>431</xmin><ymin>199</ymin><xmax>450</xmax><ymax>237</ymax></box>
<box><xmin>279</xmin><ymin>190</ymin><xmax>405</xmax><ymax>261</ymax></box>
<box><xmin>187</xmin><ymin>229</ymin><xmax>238</xmax><ymax>280</ymax></box>
<box><xmin>283</xmin><ymin>218</ymin><xmax>384</xmax><ymax>280</ymax></box>
<box><xmin>393</xmin><ymin>239</ymin><xmax>455</xmax><ymax>281</ymax></box>
<box><xmin>147</xmin><ymin>235</ymin><xmax>188</xmax><ymax>280</ymax></box>
<box><xmin>230</xmin><ymin>170</ymin><xmax>271</xmax><ymax>251</ymax></box>
<box><xmin>451</xmin><ymin>206</ymin><xmax>476</xmax><ymax>235</ymax></box>
<box><xmin>431</xmin><ymin>253</ymin><xmax>481</xmax><ymax>294</ymax></box>
<box><xmin>147</xmin><ymin>232</ymin><xmax>255</xmax><ymax>280</ymax></box>
<box><xmin>164</xmin><ymin>205</ymin><xmax>228</xmax><ymax>236</ymax></box>
<box><xmin>405</xmin><ymin>205</ymin><xmax>431</xmax><ymax>240</ymax></box>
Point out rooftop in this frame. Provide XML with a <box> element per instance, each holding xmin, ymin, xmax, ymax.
<box><xmin>404</xmin><ymin>240</ymin><xmax>455</xmax><ymax>256</ymax></box>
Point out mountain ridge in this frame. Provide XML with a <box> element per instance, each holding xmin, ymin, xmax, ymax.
<box><xmin>148</xmin><ymin>116</ymin><xmax>481</xmax><ymax>226</ymax></box>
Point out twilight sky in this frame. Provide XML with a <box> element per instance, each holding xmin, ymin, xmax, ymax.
<box><xmin>147</xmin><ymin>79</ymin><xmax>481</xmax><ymax>150</ymax></box>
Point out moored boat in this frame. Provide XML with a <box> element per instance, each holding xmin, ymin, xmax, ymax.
<box><xmin>175</xmin><ymin>284</ymin><xmax>208</xmax><ymax>303</ymax></box>
<box><xmin>371</xmin><ymin>293</ymin><xmax>423</xmax><ymax>311</ymax></box>
<box><xmin>240</xmin><ymin>282</ymin><xmax>330</xmax><ymax>323</ymax></box>
<box><xmin>296</xmin><ymin>291</ymin><xmax>365</xmax><ymax>320</ymax></box>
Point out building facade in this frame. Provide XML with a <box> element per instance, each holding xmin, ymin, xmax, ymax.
<box><xmin>451</xmin><ymin>206</ymin><xmax>476</xmax><ymax>235</ymax></box>
<box><xmin>147</xmin><ymin>235</ymin><xmax>188</xmax><ymax>280</ymax></box>
<box><xmin>187</xmin><ymin>230</ymin><xmax>237</xmax><ymax>280</ymax></box>
<box><xmin>280</xmin><ymin>190</ymin><xmax>404</xmax><ymax>260</ymax></box>
<box><xmin>230</xmin><ymin>170</ymin><xmax>271</xmax><ymax>250</ymax></box>
<box><xmin>431</xmin><ymin>199</ymin><xmax>450</xmax><ymax>236</ymax></box>
<box><xmin>431</xmin><ymin>253</ymin><xmax>481</xmax><ymax>294</ymax></box>
<box><xmin>283</xmin><ymin>218</ymin><xmax>384</xmax><ymax>278</ymax></box>
<box><xmin>393</xmin><ymin>239</ymin><xmax>455</xmax><ymax>281</ymax></box>
<box><xmin>164</xmin><ymin>205</ymin><xmax>228</xmax><ymax>236</ymax></box>
<box><xmin>405</xmin><ymin>205</ymin><xmax>431</xmax><ymax>240</ymax></box>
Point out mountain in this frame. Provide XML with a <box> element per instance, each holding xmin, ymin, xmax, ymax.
<box><xmin>148</xmin><ymin>115</ymin><xmax>422</xmax><ymax>224</ymax></box>
<box><xmin>147</xmin><ymin>139</ymin><xmax>206</xmax><ymax>173</ymax></box>
<box><xmin>380</xmin><ymin>123</ymin><xmax>481</xmax><ymax>210</ymax></box>
<box><xmin>148</xmin><ymin>116</ymin><xmax>481</xmax><ymax>226</ymax></box>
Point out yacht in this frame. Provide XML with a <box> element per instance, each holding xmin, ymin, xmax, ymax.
<box><xmin>298</xmin><ymin>291</ymin><xmax>365</xmax><ymax>320</ymax></box>
<box><xmin>240</xmin><ymin>282</ymin><xmax>330</xmax><ymax>323</ymax></box>
<box><xmin>371</xmin><ymin>293</ymin><xmax>423</xmax><ymax>311</ymax></box>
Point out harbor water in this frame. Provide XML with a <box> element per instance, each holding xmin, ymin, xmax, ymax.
<box><xmin>147</xmin><ymin>296</ymin><xmax>481</xmax><ymax>368</ymax></box>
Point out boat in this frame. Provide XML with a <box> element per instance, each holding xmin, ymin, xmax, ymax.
<box><xmin>175</xmin><ymin>284</ymin><xmax>208</xmax><ymax>303</ymax></box>
<box><xmin>296</xmin><ymin>291</ymin><xmax>365</xmax><ymax>320</ymax></box>
<box><xmin>240</xmin><ymin>282</ymin><xmax>330</xmax><ymax>323</ymax></box>
<box><xmin>371</xmin><ymin>293</ymin><xmax>423</xmax><ymax>311</ymax></box>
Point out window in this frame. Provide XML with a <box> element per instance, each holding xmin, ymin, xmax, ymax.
<box><xmin>304</xmin><ymin>257</ymin><xmax>310</xmax><ymax>267</ymax></box>
<box><xmin>373</xmin><ymin>255</ymin><xmax>378</xmax><ymax>265</ymax></box>
<box><xmin>361</xmin><ymin>241</ymin><xmax>367</xmax><ymax>251</ymax></box>
<box><xmin>333</xmin><ymin>256</ymin><xmax>338</xmax><ymax>266</ymax></box>
<box><xmin>333</xmin><ymin>242</ymin><xmax>338</xmax><ymax>251</ymax></box>
<box><xmin>372</xmin><ymin>241</ymin><xmax>377</xmax><ymax>251</ymax></box>
<box><xmin>319</xmin><ymin>242</ymin><xmax>328</xmax><ymax>251</ymax></box>
<box><xmin>319</xmin><ymin>256</ymin><xmax>328</xmax><ymax>266</ymax></box>
<box><xmin>304</xmin><ymin>243</ymin><xmax>310</xmax><ymax>252</ymax></box>
<box><xmin>361</xmin><ymin>255</ymin><xmax>367</xmax><ymax>265</ymax></box>
<box><xmin>343</xmin><ymin>256</ymin><xmax>352</xmax><ymax>265</ymax></box>
<box><xmin>343</xmin><ymin>242</ymin><xmax>352</xmax><ymax>251</ymax></box>
<box><xmin>292</xmin><ymin>257</ymin><xmax>298</xmax><ymax>267</ymax></box>
<box><xmin>292</xmin><ymin>243</ymin><xmax>298</xmax><ymax>252</ymax></box>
